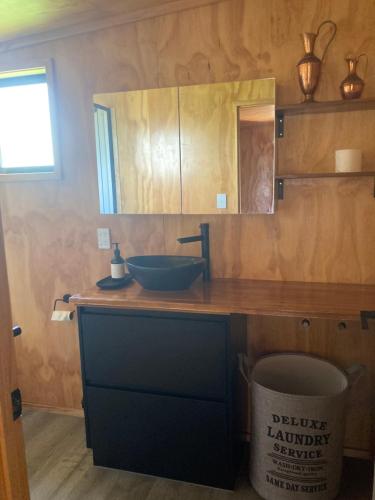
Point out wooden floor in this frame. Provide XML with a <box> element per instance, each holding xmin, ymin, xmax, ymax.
<box><xmin>24</xmin><ymin>410</ymin><xmax>373</xmax><ymax>500</ymax></box>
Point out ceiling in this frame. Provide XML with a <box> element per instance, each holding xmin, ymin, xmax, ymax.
<box><xmin>0</xmin><ymin>0</ymin><xmax>178</xmax><ymax>43</ymax></box>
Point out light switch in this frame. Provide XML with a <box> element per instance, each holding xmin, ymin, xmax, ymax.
<box><xmin>216</xmin><ymin>193</ymin><xmax>227</xmax><ymax>209</ymax></box>
<box><xmin>97</xmin><ymin>228</ymin><xmax>111</xmax><ymax>249</ymax></box>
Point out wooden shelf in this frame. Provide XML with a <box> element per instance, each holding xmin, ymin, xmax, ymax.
<box><xmin>274</xmin><ymin>100</ymin><xmax>375</xmax><ymax>198</ymax></box>
<box><xmin>276</xmin><ymin>171</ymin><xmax>375</xmax><ymax>180</ymax></box>
<box><xmin>275</xmin><ymin>171</ymin><xmax>375</xmax><ymax>200</ymax></box>
<box><xmin>276</xmin><ymin>98</ymin><xmax>375</xmax><ymax>116</ymax></box>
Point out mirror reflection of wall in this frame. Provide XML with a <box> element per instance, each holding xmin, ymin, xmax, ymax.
<box><xmin>238</xmin><ymin>105</ymin><xmax>275</xmax><ymax>214</ymax></box>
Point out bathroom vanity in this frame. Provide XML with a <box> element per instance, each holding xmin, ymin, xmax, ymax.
<box><xmin>71</xmin><ymin>279</ymin><xmax>375</xmax><ymax>488</ymax></box>
<box><xmin>76</xmin><ymin>306</ymin><xmax>243</xmax><ymax>488</ymax></box>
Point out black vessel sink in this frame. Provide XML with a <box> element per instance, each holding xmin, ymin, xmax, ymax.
<box><xmin>126</xmin><ymin>255</ymin><xmax>206</xmax><ymax>291</ymax></box>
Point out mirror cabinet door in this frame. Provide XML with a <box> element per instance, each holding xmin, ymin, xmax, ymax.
<box><xmin>94</xmin><ymin>87</ymin><xmax>181</xmax><ymax>214</ymax></box>
<box><xmin>179</xmin><ymin>79</ymin><xmax>275</xmax><ymax>215</ymax></box>
<box><xmin>179</xmin><ymin>82</ymin><xmax>239</xmax><ymax>214</ymax></box>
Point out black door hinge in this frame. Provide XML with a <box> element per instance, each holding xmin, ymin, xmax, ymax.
<box><xmin>11</xmin><ymin>388</ymin><xmax>22</xmax><ymax>420</ymax></box>
<box><xmin>12</xmin><ymin>325</ymin><xmax>22</xmax><ymax>337</ymax></box>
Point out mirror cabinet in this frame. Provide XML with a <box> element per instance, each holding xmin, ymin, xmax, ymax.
<box><xmin>93</xmin><ymin>78</ymin><xmax>275</xmax><ymax>215</ymax></box>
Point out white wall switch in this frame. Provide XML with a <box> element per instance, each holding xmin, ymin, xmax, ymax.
<box><xmin>216</xmin><ymin>193</ymin><xmax>227</xmax><ymax>209</ymax></box>
<box><xmin>97</xmin><ymin>228</ymin><xmax>111</xmax><ymax>249</ymax></box>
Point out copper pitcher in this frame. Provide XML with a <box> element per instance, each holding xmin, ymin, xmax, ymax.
<box><xmin>340</xmin><ymin>54</ymin><xmax>368</xmax><ymax>99</ymax></box>
<box><xmin>297</xmin><ymin>20</ymin><xmax>337</xmax><ymax>102</ymax></box>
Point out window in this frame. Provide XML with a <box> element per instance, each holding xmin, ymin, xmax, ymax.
<box><xmin>0</xmin><ymin>64</ymin><xmax>59</xmax><ymax>180</ymax></box>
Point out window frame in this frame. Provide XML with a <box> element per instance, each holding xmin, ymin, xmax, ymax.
<box><xmin>0</xmin><ymin>58</ymin><xmax>61</xmax><ymax>182</ymax></box>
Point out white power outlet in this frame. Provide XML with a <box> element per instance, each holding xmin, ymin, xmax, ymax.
<box><xmin>216</xmin><ymin>193</ymin><xmax>227</xmax><ymax>209</ymax></box>
<box><xmin>97</xmin><ymin>228</ymin><xmax>111</xmax><ymax>249</ymax></box>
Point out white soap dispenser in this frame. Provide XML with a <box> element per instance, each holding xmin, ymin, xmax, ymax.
<box><xmin>111</xmin><ymin>243</ymin><xmax>125</xmax><ymax>279</ymax></box>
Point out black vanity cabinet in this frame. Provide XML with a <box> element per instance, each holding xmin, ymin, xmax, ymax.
<box><xmin>77</xmin><ymin>307</ymin><xmax>242</xmax><ymax>489</ymax></box>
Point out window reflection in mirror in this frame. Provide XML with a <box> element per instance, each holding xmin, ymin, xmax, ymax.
<box><xmin>94</xmin><ymin>103</ymin><xmax>118</xmax><ymax>214</ymax></box>
<box><xmin>238</xmin><ymin>104</ymin><xmax>275</xmax><ymax>214</ymax></box>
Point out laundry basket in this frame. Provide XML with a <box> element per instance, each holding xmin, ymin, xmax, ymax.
<box><xmin>239</xmin><ymin>353</ymin><xmax>364</xmax><ymax>500</ymax></box>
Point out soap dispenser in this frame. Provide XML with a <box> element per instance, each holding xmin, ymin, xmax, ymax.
<box><xmin>111</xmin><ymin>243</ymin><xmax>125</xmax><ymax>279</ymax></box>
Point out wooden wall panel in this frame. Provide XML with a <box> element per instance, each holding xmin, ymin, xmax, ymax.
<box><xmin>0</xmin><ymin>0</ymin><xmax>374</xmax><ymax>415</ymax></box>
<box><xmin>278</xmin><ymin>110</ymin><xmax>375</xmax><ymax>175</ymax></box>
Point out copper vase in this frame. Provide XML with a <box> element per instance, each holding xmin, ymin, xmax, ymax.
<box><xmin>340</xmin><ymin>54</ymin><xmax>368</xmax><ymax>99</ymax></box>
<box><xmin>297</xmin><ymin>20</ymin><xmax>337</xmax><ymax>102</ymax></box>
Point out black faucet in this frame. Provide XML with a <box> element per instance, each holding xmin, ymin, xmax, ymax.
<box><xmin>177</xmin><ymin>223</ymin><xmax>210</xmax><ymax>281</ymax></box>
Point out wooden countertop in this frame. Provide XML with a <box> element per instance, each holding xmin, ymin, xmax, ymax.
<box><xmin>70</xmin><ymin>279</ymin><xmax>375</xmax><ymax>320</ymax></box>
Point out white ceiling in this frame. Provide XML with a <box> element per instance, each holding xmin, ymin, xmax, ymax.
<box><xmin>0</xmin><ymin>0</ymin><xmax>177</xmax><ymax>43</ymax></box>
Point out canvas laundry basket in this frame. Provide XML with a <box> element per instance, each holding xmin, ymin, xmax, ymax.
<box><xmin>239</xmin><ymin>353</ymin><xmax>364</xmax><ymax>500</ymax></box>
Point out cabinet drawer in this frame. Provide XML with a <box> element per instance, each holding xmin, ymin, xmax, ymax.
<box><xmin>80</xmin><ymin>311</ymin><xmax>228</xmax><ymax>400</ymax></box>
<box><xmin>86</xmin><ymin>386</ymin><xmax>234</xmax><ymax>489</ymax></box>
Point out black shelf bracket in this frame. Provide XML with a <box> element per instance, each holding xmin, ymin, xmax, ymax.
<box><xmin>276</xmin><ymin>111</ymin><xmax>284</xmax><ymax>138</ymax></box>
<box><xmin>360</xmin><ymin>310</ymin><xmax>375</xmax><ymax>330</ymax></box>
<box><xmin>276</xmin><ymin>179</ymin><xmax>284</xmax><ymax>200</ymax></box>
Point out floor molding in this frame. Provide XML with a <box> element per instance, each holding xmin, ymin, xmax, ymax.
<box><xmin>23</xmin><ymin>402</ymin><xmax>84</xmax><ymax>418</ymax></box>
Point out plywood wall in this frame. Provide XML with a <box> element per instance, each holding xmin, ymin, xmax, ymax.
<box><xmin>0</xmin><ymin>0</ymin><xmax>375</xmax><ymax>411</ymax></box>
